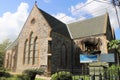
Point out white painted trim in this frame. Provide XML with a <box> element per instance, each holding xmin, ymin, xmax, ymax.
<box><xmin>66</xmin><ymin>24</ymin><xmax>73</xmax><ymax>39</ymax></box>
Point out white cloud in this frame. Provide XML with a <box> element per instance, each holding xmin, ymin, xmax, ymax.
<box><xmin>70</xmin><ymin>2</ymin><xmax>89</xmax><ymax>16</ymax></box>
<box><xmin>53</xmin><ymin>13</ymin><xmax>75</xmax><ymax>23</ymax></box>
<box><xmin>69</xmin><ymin>0</ymin><xmax>120</xmax><ymax>29</ymax></box>
<box><xmin>0</xmin><ymin>2</ymin><xmax>29</xmax><ymax>43</ymax></box>
<box><xmin>43</xmin><ymin>0</ymin><xmax>51</xmax><ymax>3</ymax></box>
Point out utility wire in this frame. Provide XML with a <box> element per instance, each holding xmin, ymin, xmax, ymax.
<box><xmin>112</xmin><ymin>1</ymin><xmax>120</xmax><ymax>28</ymax></box>
<box><xmin>91</xmin><ymin>0</ymin><xmax>120</xmax><ymax>28</ymax></box>
<box><xmin>59</xmin><ymin>0</ymin><xmax>113</xmax><ymax>23</ymax></box>
<box><xmin>59</xmin><ymin>0</ymin><xmax>94</xmax><ymax>20</ymax></box>
<box><xmin>54</xmin><ymin>0</ymin><xmax>119</xmax><ymax>28</ymax></box>
<box><xmin>93</xmin><ymin>0</ymin><xmax>111</xmax><ymax>4</ymax></box>
<box><xmin>66</xmin><ymin>5</ymin><xmax>114</xmax><ymax>23</ymax></box>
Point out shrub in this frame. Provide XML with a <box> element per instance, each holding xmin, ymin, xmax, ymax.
<box><xmin>0</xmin><ymin>71</ymin><xmax>12</xmax><ymax>78</ymax></box>
<box><xmin>51</xmin><ymin>71</ymin><xmax>72</xmax><ymax>80</ymax></box>
<box><xmin>107</xmin><ymin>65</ymin><xmax>120</xmax><ymax>77</ymax></box>
<box><xmin>15</xmin><ymin>74</ymin><xmax>30</xmax><ymax>80</ymax></box>
<box><xmin>22</xmin><ymin>68</ymin><xmax>44</xmax><ymax>80</ymax></box>
<box><xmin>0</xmin><ymin>67</ymin><xmax>6</xmax><ymax>71</ymax></box>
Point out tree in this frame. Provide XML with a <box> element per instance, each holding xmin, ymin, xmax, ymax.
<box><xmin>108</xmin><ymin>40</ymin><xmax>120</xmax><ymax>65</ymax></box>
<box><xmin>0</xmin><ymin>39</ymin><xmax>11</xmax><ymax>67</ymax></box>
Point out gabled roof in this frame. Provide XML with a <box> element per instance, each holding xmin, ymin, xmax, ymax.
<box><xmin>6</xmin><ymin>4</ymin><xmax>71</xmax><ymax>51</ymax></box>
<box><xmin>6</xmin><ymin>38</ymin><xmax>18</xmax><ymax>50</ymax></box>
<box><xmin>37</xmin><ymin>6</ymin><xmax>71</xmax><ymax>38</ymax></box>
<box><xmin>67</xmin><ymin>13</ymin><xmax>109</xmax><ymax>39</ymax></box>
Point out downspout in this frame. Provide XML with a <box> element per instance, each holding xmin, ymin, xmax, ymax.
<box><xmin>71</xmin><ymin>39</ymin><xmax>74</xmax><ymax>74</ymax></box>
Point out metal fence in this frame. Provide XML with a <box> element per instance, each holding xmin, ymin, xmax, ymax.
<box><xmin>56</xmin><ymin>68</ymin><xmax>120</xmax><ymax>80</ymax></box>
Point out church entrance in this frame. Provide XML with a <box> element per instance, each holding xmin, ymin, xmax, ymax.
<box><xmin>47</xmin><ymin>55</ymin><xmax>51</xmax><ymax>76</ymax></box>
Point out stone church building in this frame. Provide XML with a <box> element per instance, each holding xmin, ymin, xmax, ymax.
<box><xmin>4</xmin><ymin>4</ymin><xmax>115</xmax><ymax>75</ymax></box>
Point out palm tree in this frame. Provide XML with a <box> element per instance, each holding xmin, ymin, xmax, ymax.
<box><xmin>108</xmin><ymin>40</ymin><xmax>120</xmax><ymax>65</ymax></box>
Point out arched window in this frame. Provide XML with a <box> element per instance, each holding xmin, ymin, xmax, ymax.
<box><xmin>6</xmin><ymin>53</ymin><xmax>10</xmax><ymax>68</ymax></box>
<box><xmin>28</xmin><ymin>32</ymin><xmax>34</xmax><ymax>64</ymax></box>
<box><xmin>61</xmin><ymin>44</ymin><xmax>67</xmax><ymax>67</ymax></box>
<box><xmin>33</xmin><ymin>37</ymin><xmax>38</xmax><ymax>64</ymax></box>
<box><xmin>23</xmin><ymin>39</ymin><xmax>28</xmax><ymax>64</ymax></box>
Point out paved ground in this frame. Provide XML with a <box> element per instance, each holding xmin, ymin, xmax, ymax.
<box><xmin>9</xmin><ymin>72</ymin><xmax>51</xmax><ymax>80</ymax></box>
<box><xmin>36</xmin><ymin>75</ymin><xmax>51</xmax><ymax>80</ymax></box>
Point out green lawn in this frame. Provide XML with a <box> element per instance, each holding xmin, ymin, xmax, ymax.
<box><xmin>72</xmin><ymin>75</ymin><xmax>90</xmax><ymax>80</ymax></box>
<box><xmin>0</xmin><ymin>77</ymin><xmax>45</xmax><ymax>80</ymax></box>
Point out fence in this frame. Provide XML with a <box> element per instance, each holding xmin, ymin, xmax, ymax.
<box><xmin>56</xmin><ymin>68</ymin><xmax>120</xmax><ymax>80</ymax></box>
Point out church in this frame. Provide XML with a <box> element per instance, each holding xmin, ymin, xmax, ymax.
<box><xmin>4</xmin><ymin>4</ymin><xmax>115</xmax><ymax>75</ymax></box>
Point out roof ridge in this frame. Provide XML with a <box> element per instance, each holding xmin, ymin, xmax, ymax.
<box><xmin>68</xmin><ymin>14</ymin><xmax>107</xmax><ymax>25</ymax></box>
<box><xmin>67</xmin><ymin>13</ymin><xmax>108</xmax><ymax>39</ymax></box>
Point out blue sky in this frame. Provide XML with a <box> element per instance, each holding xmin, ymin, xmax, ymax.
<box><xmin>0</xmin><ymin>0</ymin><xmax>120</xmax><ymax>43</ymax></box>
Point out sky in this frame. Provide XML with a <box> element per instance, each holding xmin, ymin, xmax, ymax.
<box><xmin>0</xmin><ymin>0</ymin><xmax>120</xmax><ymax>43</ymax></box>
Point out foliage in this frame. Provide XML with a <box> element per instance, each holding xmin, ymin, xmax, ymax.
<box><xmin>0</xmin><ymin>39</ymin><xmax>11</xmax><ymax>53</ymax></box>
<box><xmin>22</xmin><ymin>68</ymin><xmax>44</xmax><ymax>80</ymax></box>
<box><xmin>0</xmin><ymin>67</ymin><xmax>6</xmax><ymax>71</ymax></box>
<box><xmin>0</xmin><ymin>71</ymin><xmax>12</xmax><ymax>78</ymax></box>
<box><xmin>108</xmin><ymin>40</ymin><xmax>120</xmax><ymax>65</ymax></box>
<box><xmin>0</xmin><ymin>77</ymin><xmax>44</xmax><ymax>80</ymax></box>
<box><xmin>0</xmin><ymin>39</ymin><xmax>11</xmax><ymax>67</ymax></box>
<box><xmin>14</xmin><ymin>74</ymin><xmax>30</xmax><ymax>80</ymax></box>
<box><xmin>72</xmin><ymin>75</ymin><xmax>89</xmax><ymax>80</ymax></box>
<box><xmin>0</xmin><ymin>74</ymin><xmax>44</xmax><ymax>80</ymax></box>
<box><xmin>108</xmin><ymin>40</ymin><xmax>120</xmax><ymax>52</ymax></box>
<box><xmin>51</xmin><ymin>71</ymin><xmax>72</xmax><ymax>80</ymax></box>
<box><xmin>103</xmin><ymin>65</ymin><xmax>120</xmax><ymax>80</ymax></box>
<box><xmin>107</xmin><ymin>65</ymin><xmax>120</xmax><ymax>76</ymax></box>
<box><xmin>0</xmin><ymin>68</ymin><xmax>44</xmax><ymax>80</ymax></box>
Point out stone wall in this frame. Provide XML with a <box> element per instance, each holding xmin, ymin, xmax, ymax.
<box><xmin>74</xmin><ymin>35</ymin><xmax>109</xmax><ymax>54</ymax></box>
<box><xmin>51</xmin><ymin>32</ymin><xmax>72</xmax><ymax>74</ymax></box>
<box><xmin>4</xmin><ymin>44</ymin><xmax>18</xmax><ymax>72</ymax></box>
<box><xmin>73</xmin><ymin>34</ymin><xmax>110</xmax><ymax>75</ymax></box>
<box><xmin>16</xmin><ymin>5</ymin><xmax>51</xmax><ymax>73</ymax></box>
<box><xmin>4</xmin><ymin>50</ymin><xmax>12</xmax><ymax>69</ymax></box>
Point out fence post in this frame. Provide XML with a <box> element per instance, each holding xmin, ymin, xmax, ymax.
<box><xmin>118</xmin><ymin>68</ymin><xmax>120</xmax><ymax>80</ymax></box>
<box><xmin>99</xmin><ymin>73</ymin><xmax>102</xmax><ymax>80</ymax></box>
<box><xmin>91</xmin><ymin>74</ymin><xmax>95</xmax><ymax>80</ymax></box>
<box><xmin>90</xmin><ymin>68</ymin><xmax>95</xmax><ymax>80</ymax></box>
<box><xmin>108</xmin><ymin>70</ymin><xmax>110</xmax><ymax>80</ymax></box>
<box><xmin>103</xmin><ymin>70</ymin><xmax>107</xmax><ymax>80</ymax></box>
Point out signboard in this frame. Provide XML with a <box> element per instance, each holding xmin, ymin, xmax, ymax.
<box><xmin>80</xmin><ymin>55</ymin><xmax>98</xmax><ymax>63</ymax></box>
<box><xmin>80</xmin><ymin>53</ymin><xmax>115</xmax><ymax>63</ymax></box>
<box><xmin>100</xmin><ymin>54</ymin><xmax>115</xmax><ymax>62</ymax></box>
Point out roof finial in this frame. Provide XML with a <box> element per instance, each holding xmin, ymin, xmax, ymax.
<box><xmin>35</xmin><ymin>1</ymin><xmax>37</xmax><ymax>4</ymax></box>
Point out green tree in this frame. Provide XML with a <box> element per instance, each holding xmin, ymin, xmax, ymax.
<box><xmin>108</xmin><ymin>40</ymin><xmax>120</xmax><ymax>65</ymax></box>
<box><xmin>0</xmin><ymin>39</ymin><xmax>11</xmax><ymax>67</ymax></box>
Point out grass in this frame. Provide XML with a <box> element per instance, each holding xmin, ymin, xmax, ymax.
<box><xmin>0</xmin><ymin>77</ymin><xmax>17</xmax><ymax>80</ymax></box>
<box><xmin>72</xmin><ymin>75</ymin><xmax>90</xmax><ymax>80</ymax></box>
<box><xmin>0</xmin><ymin>77</ymin><xmax>45</xmax><ymax>80</ymax></box>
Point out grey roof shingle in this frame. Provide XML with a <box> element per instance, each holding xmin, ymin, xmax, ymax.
<box><xmin>67</xmin><ymin>14</ymin><xmax>108</xmax><ymax>39</ymax></box>
<box><xmin>38</xmin><ymin>8</ymin><xmax>71</xmax><ymax>38</ymax></box>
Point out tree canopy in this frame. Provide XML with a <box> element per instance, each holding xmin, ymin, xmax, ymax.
<box><xmin>108</xmin><ymin>40</ymin><xmax>120</xmax><ymax>65</ymax></box>
<box><xmin>0</xmin><ymin>39</ymin><xmax>11</xmax><ymax>67</ymax></box>
<box><xmin>108</xmin><ymin>40</ymin><xmax>120</xmax><ymax>53</ymax></box>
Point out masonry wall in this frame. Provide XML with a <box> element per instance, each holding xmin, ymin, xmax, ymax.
<box><xmin>16</xmin><ymin>5</ymin><xmax>51</xmax><ymax>73</ymax></box>
<box><xmin>51</xmin><ymin>32</ymin><xmax>72</xmax><ymax>74</ymax></box>
<box><xmin>4</xmin><ymin>50</ymin><xmax>12</xmax><ymax>69</ymax></box>
<box><xmin>74</xmin><ymin>35</ymin><xmax>109</xmax><ymax>54</ymax></box>
<box><xmin>4</xmin><ymin>44</ymin><xmax>18</xmax><ymax>72</ymax></box>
